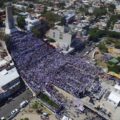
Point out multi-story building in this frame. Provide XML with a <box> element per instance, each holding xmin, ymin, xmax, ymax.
<box><xmin>25</xmin><ymin>14</ymin><xmax>40</xmax><ymax>31</ymax></box>
<box><xmin>0</xmin><ymin>40</ymin><xmax>21</xmax><ymax>101</ymax></box>
<box><xmin>46</xmin><ymin>25</ymin><xmax>73</xmax><ymax>52</ymax></box>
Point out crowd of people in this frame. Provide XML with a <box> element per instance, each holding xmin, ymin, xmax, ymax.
<box><xmin>9</xmin><ymin>31</ymin><xmax>104</xmax><ymax>101</ymax></box>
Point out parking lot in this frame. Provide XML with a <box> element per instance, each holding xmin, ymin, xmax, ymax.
<box><xmin>0</xmin><ymin>88</ymin><xmax>33</xmax><ymax>119</ymax></box>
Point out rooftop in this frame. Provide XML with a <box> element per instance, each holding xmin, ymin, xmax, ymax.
<box><xmin>0</xmin><ymin>67</ymin><xmax>19</xmax><ymax>87</ymax></box>
<box><xmin>109</xmin><ymin>58</ymin><xmax>119</xmax><ymax>64</ymax></box>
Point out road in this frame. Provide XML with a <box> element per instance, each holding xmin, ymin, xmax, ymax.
<box><xmin>0</xmin><ymin>88</ymin><xmax>33</xmax><ymax>118</ymax></box>
<box><xmin>75</xmin><ymin>42</ymin><xmax>96</xmax><ymax>57</ymax></box>
<box><xmin>81</xmin><ymin>100</ymin><xmax>110</xmax><ymax>120</ymax></box>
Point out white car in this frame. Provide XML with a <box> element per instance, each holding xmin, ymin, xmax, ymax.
<box><xmin>0</xmin><ymin>117</ymin><xmax>5</xmax><ymax>120</ymax></box>
<box><xmin>11</xmin><ymin>108</ymin><xmax>19</xmax><ymax>116</ymax></box>
<box><xmin>20</xmin><ymin>100</ymin><xmax>28</xmax><ymax>108</ymax></box>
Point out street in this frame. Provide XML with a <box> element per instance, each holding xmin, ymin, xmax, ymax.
<box><xmin>0</xmin><ymin>88</ymin><xmax>33</xmax><ymax>118</ymax></box>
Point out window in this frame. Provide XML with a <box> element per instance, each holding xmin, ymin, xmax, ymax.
<box><xmin>53</xmin><ymin>32</ymin><xmax>55</xmax><ymax>38</ymax></box>
<box><xmin>59</xmin><ymin>32</ymin><xmax>63</xmax><ymax>39</ymax></box>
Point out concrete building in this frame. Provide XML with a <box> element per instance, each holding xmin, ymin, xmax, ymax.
<box><xmin>25</xmin><ymin>14</ymin><xmax>40</xmax><ymax>31</ymax></box>
<box><xmin>46</xmin><ymin>25</ymin><xmax>73</xmax><ymax>52</ymax></box>
<box><xmin>64</xmin><ymin>12</ymin><xmax>75</xmax><ymax>24</ymax></box>
<box><xmin>5</xmin><ymin>3</ymin><xmax>16</xmax><ymax>35</ymax></box>
<box><xmin>108</xmin><ymin>91</ymin><xmax>120</xmax><ymax>106</ymax></box>
<box><xmin>108</xmin><ymin>84</ymin><xmax>120</xmax><ymax>107</ymax></box>
<box><xmin>0</xmin><ymin>67</ymin><xmax>21</xmax><ymax>100</ymax></box>
<box><xmin>113</xmin><ymin>21</ymin><xmax>120</xmax><ymax>32</ymax></box>
<box><xmin>0</xmin><ymin>40</ymin><xmax>21</xmax><ymax>101</ymax></box>
<box><xmin>13</xmin><ymin>4</ymin><xmax>27</xmax><ymax>11</ymax></box>
<box><xmin>61</xmin><ymin>116</ymin><xmax>72</xmax><ymax>120</ymax></box>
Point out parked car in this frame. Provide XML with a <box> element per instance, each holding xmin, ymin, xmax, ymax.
<box><xmin>10</xmin><ymin>108</ymin><xmax>19</xmax><ymax>117</ymax></box>
<box><xmin>0</xmin><ymin>117</ymin><xmax>6</xmax><ymax>120</ymax></box>
<box><xmin>20</xmin><ymin>100</ymin><xmax>28</xmax><ymax>108</ymax></box>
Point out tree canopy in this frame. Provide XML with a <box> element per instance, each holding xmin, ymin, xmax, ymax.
<box><xmin>32</xmin><ymin>28</ymin><xmax>40</xmax><ymax>38</ymax></box>
<box><xmin>42</xmin><ymin>12</ymin><xmax>61</xmax><ymax>27</ymax></box>
<box><xmin>17</xmin><ymin>16</ymin><xmax>26</xmax><ymax>29</ymax></box>
<box><xmin>89</xmin><ymin>28</ymin><xmax>106</xmax><ymax>42</ymax></box>
<box><xmin>93</xmin><ymin>7</ymin><xmax>107</xmax><ymax>18</ymax></box>
<box><xmin>98</xmin><ymin>42</ymin><xmax>108</xmax><ymax>53</ymax></box>
<box><xmin>107</xmin><ymin>4</ymin><xmax>116</xmax><ymax>13</ymax></box>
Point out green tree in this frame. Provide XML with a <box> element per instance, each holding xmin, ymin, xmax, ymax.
<box><xmin>17</xmin><ymin>16</ymin><xmax>26</xmax><ymax>29</ymax></box>
<box><xmin>24</xmin><ymin>118</ymin><xmax>29</xmax><ymax>120</ymax></box>
<box><xmin>42</xmin><ymin>6</ymin><xmax>47</xmax><ymax>14</ymax></box>
<box><xmin>42</xmin><ymin>12</ymin><xmax>61</xmax><ymax>27</ymax></box>
<box><xmin>114</xmin><ymin>42</ymin><xmax>120</xmax><ymax>49</ymax></box>
<box><xmin>31</xmin><ymin>100</ymin><xmax>41</xmax><ymax>109</ymax></box>
<box><xmin>98</xmin><ymin>42</ymin><xmax>108</xmax><ymax>53</ymax></box>
<box><xmin>108</xmin><ymin>31</ymin><xmax>120</xmax><ymax>38</ymax></box>
<box><xmin>93</xmin><ymin>7</ymin><xmax>107</xmax><ymax>18</ymax></box>
<box><xmin>28</xmin><ymin>4</ymin><xmax>34</xmax><ymax>8</ymax></box>
<box><xmin>106</xmin><ymin>14</ymin><xmax>120</xmax><ymax>30</ymax></box>
<box><xmin>32</xmin><ymin>28</ymin><xmax>41</xmax><ymax>38</ymax></box>
<box><xmin>61</xmin><ymin>17</ymin><xmax>66</xmax><ymax>26</ymax></box>
<box><xmin>108</xmin><ymin>4</ymin><xmax>116</xmax><ymax>13</ymax></box>
<box><xmin>117</xmin><ymin>57</ymin><xmax>120</xmax><ymax>61</ymax></box>
<box><xmin>58</xmin><ymin>2</ymin><xmax>65</xmax><ymax>9</ymax></box>
<box><xmin>79</xmin><ymin>6</ymin><xmax>89</xmax><ymax>15</ymax></box>
<box><xmin>89</xmin><ymin>28</ymin><xmax>106</xmax><ymax>42</ymax></box>
<box><xmin>0</xmin><ymin>19</ymin><xmax>3</xmax><ymax>26</ymax></box>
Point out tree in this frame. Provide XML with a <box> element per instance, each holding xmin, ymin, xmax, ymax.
<box><xmin>28</xmin><ymin>4</ymin><xmax>34</xmax><ymax>8</ymax></box>
<box><xmin>0</xmin><ymin>19</ymin><xmax>3</xmax><ymax>27</ymax></box>
<box><xmin>108</xmin><ymin>31</ymin><xmax>120</xmax><ymax>38</ymax></box>
<box><xmin>32</xmin><ymin>101</ymin><xmax>40</xmax><ymax>109</ymax></box>
<box><xmin>24</xmin><ymin>118</ymin><xmax>29</xmax><ymax>120</ymax></box>
<box><xmin>0</xmin><ymin>31</ymin><xmax>5</xmax><ymax>40</ymax></box>
<box><xmin>17</xmin><ymin>16</ymin><xmax>26</xmax><ymax>29</ymax></box>
<box><xmin>61</xmin><ymin>17</ymin><xmax>66</xmax><ymax>26</ymax></box>
<box><xmin>98</xmin><ymin>42</ymin><xmax>108</xmax><ymax>53</ymax></box>
<box><xmin>89</xmin><ymin>28</ymin><xmax>106</xmax><ymax>42</ymax></box>
<box><xmin>42</xmin><ymin>12</ymin><xmax>61</xmax><ymax>27</ymax></box>
<box><xmin>42</xmin><ymin>6</ymin><xmax>47</xmax><ymax>14</ymax></box>
<box><xmin>79</xmin><ymin>6</ymin><xmax>89</xmax><ymax>15</ymax></box>
<box><xmin>58</xmin><ymin>2</ymin><xmax>65</xmax><ymax>9</ymax></box>
<box><xmin>108</xmin><ymin>4</ymin><xmax>116</xmax><ymax>13</ymax></box>
<box><xmin>117</xmin><ymin>57</ymin><xmax>120</xmax><ymax>61</ymax></box>
<box><xmin>32</xmin><ymin>28</ymin><xmax>41</xmax><ymax>38</ymax></box>
<box><xmin>114</xmin><ymin>42</ymin><xmax>120</xmax><ymax>49</ymax></box>
<box><xmin>93</xmin><ymin>7</ymin><xmax>107</xmax><ymax>18</ymax></box>
<box><xmin>106</xmin><ymin>14</ymin><xmax>120</xmax><ymax>30</ymax></box>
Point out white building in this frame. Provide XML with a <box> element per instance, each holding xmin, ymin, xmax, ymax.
<box><xmin>0</xmin><ymin>68</ymin><xmax>21</xmax><ymax>100</ymax></box>
<box><xmin>113</xmin><ymin>21</ymin><xmax>120</xmax><ymax>32</ymax></box>
<box><xmin>108</xmin><ymin>91</ymin><xmax>120</xmax><ymax>106</ymax></box>
<box><xmin>46</xmin><ymin>25</ymin><xmax>74</xmax><ymax>53</ymax></box>
<box><xmin>114</xmin><ymin>84</ymin><xmax>120</xmax><ymax>91</ymax></box>
<box><xmin>25</xmin><ymin>14</ymin><xmax>40</xmax><ymax>31</ymax></box>
<box><xmin>108</xmin><ymin>84</ymin><xmax>120</xmax><ymax>107</ymax></box>
<box><xmin>0</xmin><ymin>40</ymin><xmax>21</xmax><ymax>101</ymax></box>
<box><xmin>115</xmin><ymin>5</ymin><xmax>120</xmax><ymax>14</ymax></box>
<box><xmin>61</xmin><ymin>116</ymin><xmax>72</xmax><ymax>120</ymax></box>
<box><xmin>13</xmin><ymin>4</ymin><xmax>27</xmax><ymax>11</ymax></box>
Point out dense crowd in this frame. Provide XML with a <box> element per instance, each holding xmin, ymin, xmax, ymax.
<box><xmin>9</xmin><ymin>31</ymin><xmax>103</xmax><ymax>100</ymax></box>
